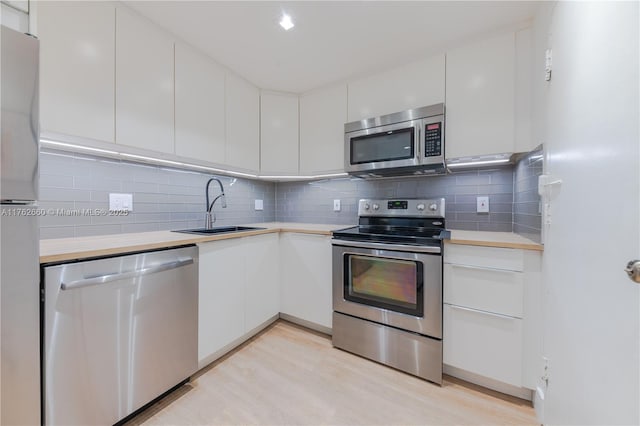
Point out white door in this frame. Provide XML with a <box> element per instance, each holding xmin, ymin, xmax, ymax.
<box><xmin>538</xmin><ymin>2</ymin><xmax>639</xmax><ymax>424</ymax></box>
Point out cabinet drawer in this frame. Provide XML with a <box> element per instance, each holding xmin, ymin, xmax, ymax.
<box><xmin>444</xmin><ymin>263</ymin><xmax>524</xmax><ymax>317</ymax></box>
<box><xmin>444</xmin><ymin>244</ymin><xmax>524</xmax><ymax>271</ymax></box>
<box><xmin>443</xmin><ymin>304</ymin><xmax>523</xmax><ymax>387</ymax></box>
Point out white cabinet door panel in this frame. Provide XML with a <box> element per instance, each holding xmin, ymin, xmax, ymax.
<box><xmin>225</xmin><ymin>73</ymin><xmax>260</xmax><ymax>172</ymax></box>
<box><xmin>198</xmin><ymin>239</ymin><xmax>245</xmax><ymax>364</ymax></box>
<box><xmin>280</xmin><ymin>233</ymin><xmax>332</xmax><ymax>328</ymax></box>
<box><xmin>444</xmin><ymin>244</ymin><xmax>524</xmax><ymax>271</ymax></box>
<box><xmin>299</xmin><ymin>84</ymin><xmax>347</xmax><ymax>174</ymax></box>
<box><xmin>244</xmin><ymin>234</ymin><xmax>280</xmax><ymax>332</ymax></box>
<box><xmin>445</xmin><ymin>33</ymin><xmax>515</xmax><ymax>158</ymax></box>
<box><xmin>444</xmin><ymin>263</ymin><xmax>524</xmax><ymax>318</ymax></box>
<box><xmin>347</xmin><ymin>55</ymin><xmax>445</xmax><ymax>122</ymax></box>
<box><xmin>444</xmin><ymin>304</ymin><xmax>523</xmax><ymax>387</ymax></box>
<box><xmin>175</xmin><ymin>42</ymin><xmax>225</xmax><ymax>163</ymax></box>
<box><xmin>260</xmin><ymin>92</ymin><xmax>299</xmax><ymax>174</ymax></box>
<box><xmin>39</xmin><ymin>2</ymin><xmax>115</xmax><ymax>142</ymax></box>
<box><xmin>116</xmin><ymin>7</ymin><xmax>174</xmax><ymax>153</ymax></box>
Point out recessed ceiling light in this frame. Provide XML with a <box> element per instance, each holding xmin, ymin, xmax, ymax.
<box><xmin>279</xmin><ymin>13</ymin><xmax>294</xmax><ymax>31</ymax></box>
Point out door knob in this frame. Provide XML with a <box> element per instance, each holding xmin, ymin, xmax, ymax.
<box><xmin>624</xmin><ymin>260</ymin><xmax>640</xmax><ymax>283</ymax></box>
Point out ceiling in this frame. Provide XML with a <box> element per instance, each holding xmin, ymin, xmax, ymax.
<box><xmin>125</xmin><ymin>1</ymin><xmax>540</xmax><ymax>93</ymax></box>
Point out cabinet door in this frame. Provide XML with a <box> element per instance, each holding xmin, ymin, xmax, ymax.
<box><xmin>260</xmin><ymin>92</ymin><xmax>299</xmax><ymax>175</ymax></box>
<box><xmin>299</xmin><ymin>84</ymin><xmax>347</xmax><ymax>174</ymax></box>
<box><xmin>175</xmin><ymin>42</ymin><xmax>225</xmax><ymax>164</ymax></box>
<box><xmin>280</xmin><ymin>233</ymin><xmax>332</xmax><ymax>328</ymax></box>
<box><xmin>445</xmin><ymin>32</ymin><xmax>515</xmax><ymax>158</ymax></box>
<box><xmin>39</xmin><ymin>2</ymin><xmax>115</xmax><ymax>143</ymax></box>
<box><xmin>198</xmin><ymin>239</ymin><xmax>245</xmax><ymax>366</ymax></box>
<box><xmin>115</xmin><ymin>7</ymin><xmax>174</xmax><ymax>153</ymax></box>
<box><xmin>244</xmin><ymin>233</ymin><xmax>280</xmax><ymax>332</ymax></box>
<box><xmin>225</xmin><ymin>73</ymin><xmax>260</xmax><ymax>172</ymax></box>
<box><xmin>347</xmin><ymin>54</ymin><xmax>445</xmax><ymax>122</ymax></box>
<box><xmin>443</xmin><ymin>304</ymin><xmax>523</xmax><ymax>387</ymax></box>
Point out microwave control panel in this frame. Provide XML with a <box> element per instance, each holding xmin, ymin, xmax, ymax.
<box><xmin>424</xmin><ymin>122</ymin><xmax>442</xmax><ymax>157</ymax></box>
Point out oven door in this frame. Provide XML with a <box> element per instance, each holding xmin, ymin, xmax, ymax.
<box><xmin>344</xmin><ymin>120</ymin><xmax>422</xmax><ymax>174</ymax></box>
<box><xmin>332</xmin><ymin>240</ymin><xmax>442</xmax><ymax>338</ymax></box>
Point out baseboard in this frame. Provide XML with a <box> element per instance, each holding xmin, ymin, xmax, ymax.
<box><xmin>278</xmin><ymin>313</ymin><xmax>332</xmax><ymax>335</ymax></box>
<box><xmin>197</xmin><ymin>314</ymin><xmax>280</xmax><ymax>370</ymax></box>
<box><xmin>443</xmin><ymin>364</ymin><xmax>533</xmax><ymax>401</ymax></box>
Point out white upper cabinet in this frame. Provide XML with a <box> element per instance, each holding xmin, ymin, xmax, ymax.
<box><xmin>299</xmin><ymin>83</ymin><xmax>347</xmax><ymax>174</ymax></box>
<box><xmin>445</xmin><ymin>32</ymin><xmax>516</xmax><ymax>158</ymax></box>
<box><xmin>175</xmin><ymin>42</ymin><xmax>225</xmax><ymax>164</ymax></box>
<box><xmin>260</xmin><ymin>92</ymin><xmax>299</xmax><ymax>175</ymax></box>
<box><xmin>115</xmin><ymin>6</ymin><xmax>174</xmax><ymax>154</ymax></box>
<box><xmin>39</xmin><ymin>2</ymin><xmax>115</xmax><ymax>143</ymax></box>
<box><xmin>225</xmin><ymin>73</ymin><xmax>260</xmax><ymax>172</ymax></box>
<box><xmin>347</xmin><ymin>54</ymin><xmax>445</xmax><ymax>122</ymax></box>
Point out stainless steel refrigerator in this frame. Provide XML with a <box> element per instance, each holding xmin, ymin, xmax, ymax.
<box><xmin>0</xmin><ymin>25</ymin><xmax>41</xmax><ymax>425</ymax></box>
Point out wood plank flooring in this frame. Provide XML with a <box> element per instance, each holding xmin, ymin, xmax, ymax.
<box><xmin>125</xmin><ymin>320</ymin><xmax>536</xmax><ymax>425</ymax></box>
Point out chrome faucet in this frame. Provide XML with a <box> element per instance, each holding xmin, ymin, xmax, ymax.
<box><xmin>205</xmin><ymin>177</ymin><xmax>227</xmax><ymax>229</ymax></box>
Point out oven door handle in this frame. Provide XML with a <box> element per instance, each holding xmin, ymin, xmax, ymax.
<box><xmin>331</xmin><ymin>239</ymin><xmax>441</xmax><ymax>254</ymax></box>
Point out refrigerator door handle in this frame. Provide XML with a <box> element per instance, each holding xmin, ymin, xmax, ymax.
<box><xmin>60</xmin><ymin>258</ymin><xmax>194</xmax><ymax>290</ymax></box>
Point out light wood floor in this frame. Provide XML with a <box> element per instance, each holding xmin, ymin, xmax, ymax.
<box><xmin>126</xmin><ymin>320</ymin><xmax>536</xmax><ymax>425</ymax></box>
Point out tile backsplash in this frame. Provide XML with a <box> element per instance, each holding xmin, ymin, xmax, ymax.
<box><xmin>276</xmin><ymin>169</ymin><xmax>515</xmax><ymax>232</ymax></box>
<box><xmin>513</xmin><ymin>148</ymin><xmax>544</xmax><ymax>243</ymax></box>
<box><xmin>38</xmin><ymin>149</ymin><xmax>275</xmax><ymax>239</ymax></box>
<box><xmin>38</xmin><ymin>148</ymin><xmax>543</xmax><ymax>242</ymax></box>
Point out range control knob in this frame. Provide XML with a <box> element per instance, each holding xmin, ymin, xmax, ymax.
<box><xmin>429</xmin><ymin>203</ymin><xmax>438</xmax><ymax>211</ymax></box>
<box><xmin>417</xmin><ymin>203</ymin><xmax>426</xmax><ymax>211</ymax></box>
<box><xmin>363</xmin><ymin>203</ymin><xmax>370</xmax><ymax>210</ymax></box>
<box><xmin>372</xmin><ymin>203</ymin><xmax>380</xmax><ymax>211</ymax></box>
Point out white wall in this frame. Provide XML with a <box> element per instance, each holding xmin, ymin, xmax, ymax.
<box><xmin>537</xmin><ymin>1</ymin><xmax>639</xmax><ymax>424</ymax></box>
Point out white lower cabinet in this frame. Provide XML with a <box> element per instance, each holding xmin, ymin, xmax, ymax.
<box><xmin>244</xmin><ymin>234</ymin><xmax>280</xmax><ymax>331</ymax></box>
<box><xmin>198</xmin><ymin>233</ymin><xmax>279</xmax><ymax>367</ymax></box>
<box><xmin>198</xmin><ymin>238</ymin><xmax>246</xmax><ymax>366</ymax></box>
<box><xmin>279</xmin><ymin>233</ymin><xmax>332</xmax><ymax>330</ymax></box>
<box><xmin>443</xmin><ymin>243</ymin><xmax>542</xmax><ymax>395</ymax></box>
<box><xmin>443</xmin><ymin>304</ymin><xmax>524</xmax><ymax>387</ymax></box>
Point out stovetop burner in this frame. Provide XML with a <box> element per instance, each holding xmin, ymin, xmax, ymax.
<box><xmin>333</xmin><ymin>198</ymin><xmax>448</xmax><ymax>247</ymax></box>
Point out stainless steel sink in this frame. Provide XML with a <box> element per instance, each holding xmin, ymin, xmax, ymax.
<box><xmin>172</xmin><ymin>226</ymin><xmax>265</xmax><ymax>235</ymax></box>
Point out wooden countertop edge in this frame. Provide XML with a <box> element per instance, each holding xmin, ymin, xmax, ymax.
<box><xmin>40</xmin><ymin>227</ymin><xmax>334</xmax><ymax>263</ymax></box>
<box><xmin>446</xmin><ymin>238</ymin><xmax>544</xmax><ymax>251</ymax></box>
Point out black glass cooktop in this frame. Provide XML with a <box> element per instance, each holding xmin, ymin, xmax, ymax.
<box><xmin>333</xmin><ymin>224</ymin><xmax>447</xmax><ymax>246</ymax></box>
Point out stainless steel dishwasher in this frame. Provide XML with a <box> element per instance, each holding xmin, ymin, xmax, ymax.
<box><xmin>42</xmin><ymin>245</ymin><xmax>198</xmax><ymax>426</ymax></box>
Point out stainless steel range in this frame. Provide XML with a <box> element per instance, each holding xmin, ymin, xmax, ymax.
<box><xmin>332</xmin><ymin>198</ymin><xmax>446</xmax><ymax>384</ymax></box>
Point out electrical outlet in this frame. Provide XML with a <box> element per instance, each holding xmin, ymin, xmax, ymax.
<box><xmin>333</xmin><ymin>199</ymin><xmax>341</xmax><ymax>212</ymax></box>
<box><xmin>109</xmin><ymin>193</ymin><xmax>133</xmax><ymax>212</ymax></box>
<box><xmin>254</xmin><ymin>199</ymin><xmax>264</xmax><ymax>211</ymax></box>
<box><xmin>476</xmin><ymin>196</ymin><xmax>489</xmax><ymax>213</ymax></box>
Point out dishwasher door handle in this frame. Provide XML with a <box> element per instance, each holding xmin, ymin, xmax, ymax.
<box><xmin>61</xmin><ymin>258</ymin><xmax>195</xmax><ymax>290</ymax></box>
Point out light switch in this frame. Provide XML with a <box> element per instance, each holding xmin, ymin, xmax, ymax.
<box><xmin>109</xmin><ymin>193</ymin><xmax>133</xmax><ymax>212</ymax></box>
<box><xmin>254</xmin><ymin>199</ymin><xmax>264</xmax><ymax>211</ymax></box>
<box><xmin>333</xmin><ymin>199</ymin><xmax>341</xmax><ymax>212</ymax></box>
<box><xmin>476</xmin><ymin>196</ymin><xmax>489</xmax><ymax>213</ymax></box>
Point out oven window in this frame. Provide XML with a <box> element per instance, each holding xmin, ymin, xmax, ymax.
<box><xmin>344</xmin><ymin>254</ymin><xmax>424</xmax><ymax>317</ymax></box>
<box><xmin>350</xmin><ymin>127</ymin><xmax>415</xmax><ymax>165</ymax></box>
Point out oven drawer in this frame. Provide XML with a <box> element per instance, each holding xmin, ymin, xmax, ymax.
<box><xmin>444</xmin><ymin>244</ymin><xmax>524</xmax><ymax>272</ymax></box>
<box><xmin>443</xmin><ymin>304</ymin><xmax>523</xmax><ymax>388</ymax></box>
<box><xmin>443</xmin><ymin>263</ymin><xmax>524</xmax><ymax>318</ymax></box>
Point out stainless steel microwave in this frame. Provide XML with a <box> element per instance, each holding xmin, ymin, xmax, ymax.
<box><xmin>344</xmin><ymin>104</ymin><xmax>445</xmax><ymax>178</ymax></box>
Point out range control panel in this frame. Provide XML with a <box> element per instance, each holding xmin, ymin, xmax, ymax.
<box><xmin>358</xmin><ymin>198</ymin><xmax>445</xmax><ymax>218</ymax></box>
<box><xmin>424</xmin><ymin>122</ymin><xmax>442</xmax><ymax>157</ymax></box>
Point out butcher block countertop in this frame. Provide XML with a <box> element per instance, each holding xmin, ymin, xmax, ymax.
<box><xmin>39</xmin><ymin>222</ymin><xmax>347</xmax><ymax>263</ymax></box>
<box><xmin>446</xmin><ymin>230</ymin><xmax>543</xmax><ymax>251</ymax></box>
<box><xmin>40</xmin><ymin>223</ymin><xmax>542</xmax><ymax>263</ymax></box>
